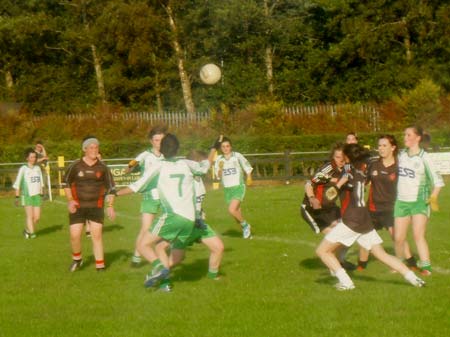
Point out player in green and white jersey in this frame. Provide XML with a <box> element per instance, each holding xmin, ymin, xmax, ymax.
<box><xmin>126</xmin><ymin>126</ymin><xmax>166</xmax><ymax>266</ymax></box>
<box><xmin>394</xmin><ymin>126</ymin><xmax>444</xmax><ymax>276</ymax></box>
<box><xmin>13</xmin><ymin>148</ymin><xmax>44</xmax><ymax>239</ymax></box>
<box><xmin>168</xmin><ymin>150</ymin><xmax>224</xmax><ymax>284</ymax></box>
<box><xmin>117</xmin><ymin>134</ymin><xmax>217</xmax><ymax>289</ymax></box>
<box><xmin>214</xmin><ymin>137</ymin><xmax>253</xmax><ymax>239</ymax></box>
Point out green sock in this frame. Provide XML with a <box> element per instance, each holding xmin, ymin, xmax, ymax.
<box><xmin>152</xmin><ymin>259</ymin><xmax>162</xmax><ymax>269</ymax></box>
<box><xmin>149</xmin><ymin>259</ymin><xmax>163</xmax><ymax>276</ymax></box>
<box><xmin>207</xmin><ymin>269</ymin><xmax>219</xmax><ymax>279</ymax></box>
<box><xmin>240</xmin><ymin>221</ymin><xmax>248</xmax><ymax>228</ymax></box>
<box><xmin>159</xmin><ymin>277</ymin><xmax>172</xmax><ymax>288</ymax></box>
<box><xmin>419</xmin><ymin>261</ymin><xmax>432</xmax><ymax>272</ymax></box>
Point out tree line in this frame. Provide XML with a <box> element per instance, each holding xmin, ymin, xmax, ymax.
<box><xmin>1</xmin><ymin>0</ymin><xmax>450</xmax><ymax>116</ymax></box>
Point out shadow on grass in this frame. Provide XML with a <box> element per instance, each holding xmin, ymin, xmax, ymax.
<box><xmin>82</xmin><ymin>249</ymin><xmax>132</xmax><ymax>269</ymax></box>
<box><xmin>37</xmin><ymin>224</ymin><xmax>64</xmax><ymax>236</ymax></box>
<box><xmin>221</xmin><ymin>229</ymin><xmax>242</xmax><ymax>238</ymax></box>
<box><xmin>314</xmin><ymin>276</ymin><xmax>336</xmax><ymax>285</ymax></box>
<box><xmin>103</xmin><ymin>224</ymin><xmax>124</xmax><ymax>233</ymax></box>
<box><xmin>299</xmin><ymin>257</ymin><xmax>324</xmax><ymax>270</ymax></box>
<box><xmin>172</xmin><ymin>258</ymin><xmax>210</xmax><ymax>282</ymax></box>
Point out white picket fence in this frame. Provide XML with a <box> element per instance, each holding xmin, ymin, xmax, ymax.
<box><xmin>283</xmin><ymin>104</ymin><xmax>380</xmax><ymax>131</ymax></box>
<box><xmin>33</xmin><ymin>104</ymin><xmax>381</xmax><ymax>130</ymax></box>
<box><xmin>63</xmin><ymin>111</ymin><xmax>210</xmax><ymax>128</ymax></box>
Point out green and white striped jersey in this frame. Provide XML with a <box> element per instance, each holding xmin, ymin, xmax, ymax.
<box><xmin>129</xmin><ymin>159</ymin><xmax>210</xmax><ymax>221</ymax></box>
<box><xmin>214</xmin><ymin>152</ymin><xmax>253</xmax><ymax>188</ymax></box>
<box><xmin>13</xmin><ymin>165</ymin><xmax>44</xmax><ymax>197</ymax></box>
<box><xmin>397</xmin><ymin>149</ymin><xmax>444</xmax><ymax>202</ymax></box>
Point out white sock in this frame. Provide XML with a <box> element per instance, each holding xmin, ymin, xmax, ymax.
<box><xmin>403</xmin><ymin>270</ymin><xmax>417</xmax><ymax>284</ymax></box>
<box><xmin>335</xmin><ymin>268</ymin><xmax>354</xmax><ymax>286</ymax></box>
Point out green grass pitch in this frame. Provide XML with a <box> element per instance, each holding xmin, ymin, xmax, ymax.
<box><xmin>1</xmin><ymin>183</ymin><xmax>449</xmax><ymax>337</ymax></box>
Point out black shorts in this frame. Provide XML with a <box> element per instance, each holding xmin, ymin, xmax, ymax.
<box><xmin>370</xmin><ymin>210</ymin><xmax>394</xmax><ymax>230</ymax></box>
<box><xmin>69</xmin><ymin>207</ymin><xmax>104</xmax><ymax>225</ymax></box>
<box><xmin>300</xmin><ymin>204</ymin><xmax>341</xmax><ymax>233</ymax></box>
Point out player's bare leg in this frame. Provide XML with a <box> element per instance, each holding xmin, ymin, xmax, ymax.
<box><xmin>169</xmin><ymin>248</ymin><xmax>185</xmax><ymax>268</ymax></box>
<box><xmin>155</xmin><ymin>240</ymin><xmax>170</xmax><ymax>269</ymax></box>
<box><xmin>139</xmin><ymin>231</ymin><xmax>170</xmax><ymax>287</ymax></box>
<box><xmin>316</xmin><ymin>240</ymin><xmax>343</xmax><ymax>272</ymax></box>
<box><xmin>394</xmin><ymin>216</ymin><xmax>410</xmax><ymax>260</ymax></box>
<box><xmin>32</xmin><ymin>206</ymin><xmax>40</xmax><ymax>232</ymax></box>
<box><xmin>316</xmin><ymin>239</ymin><xmax>355</xmax><ymax>290</ymax></box>
<box><xmin>411</xmin><ymin>214</ymin><xmax>431</xmax><ymax>274</ymax></box>
<box><xmin>228</xmin><ymin>199</ymin><xmax>244</xmax><ymax>222</ymax></box>
<box><xmin>138</xmin><ymin>231</ymin><xmax>160</xmax><ymax>263</ymax></box>
<box><xmin>69</xmin><ymin>223</ymin><xmax>84</xmax><ymax>271</ymax></box>
<box><xmin>228</xmin><ymin>199</ymin><xmax>251</xmax><ymax>238</ymax></box>
<box><xmin>24</xmin><ymin>206</ymin><xmax>35</xmax><ymax>235</ymax></box>
<box><xmin>90</xmin><ymin>220</ymin><xmax>105</xmax><ymax>270</ymax></box>
<box><xmin>323</xmin><ymin>222</ymin><xmax>355</xmax><ymax>271</ymax></box>
<box><xmin>201</xmin><ymin>236</ymin><xmax>224</xmax><ymax>279</ymax></box>
<box><xmin>132</xmin><ymin>213</ymin><xmax>155</xmax><ymax>265</ymax></box>
<box><xmin>357</xmin><ymin>247</ymin><xmax>370</xmax><ymax>270</ymax></box>
<box><xmin>389</xmin><ymin>225</ymin><xmax>417</xmax><ymax>270</ymax></box>
<box><xmin>370</xmin><ymin>244</ymin><xmax>425</xmax><ymax>287</ymax></box>
<box><xmin>70</xmin><ymin>223</ymin><xmax>83</xmax><ymax>255</ymax></box>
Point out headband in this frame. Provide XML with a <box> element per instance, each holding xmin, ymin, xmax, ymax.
<box><xmin>82</xmin><ymin>137</ymin><xmax>99</xmax><ymax>150</ymax></box>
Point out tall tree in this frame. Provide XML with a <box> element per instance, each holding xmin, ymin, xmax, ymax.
<box><xmin>56</xmin><ymin>0</ymin><xmax>108</xmax><ymax>105</ymax></box>
<box><xmin>160</xmin><ymin>0</ymin><xmax>195</xmax><ymax>114</ymax></box>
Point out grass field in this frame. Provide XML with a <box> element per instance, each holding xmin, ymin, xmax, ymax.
<box><xmin>1</xmin><ymin>183</ymin><xmax>449</xmax><ymax>337</ymax></box>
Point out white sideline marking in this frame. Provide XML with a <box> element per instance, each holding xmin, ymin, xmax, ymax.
<box><xmin>255</xmin><ymin>235</ymin><xmax>316</xmax><ymax>248</ymax></box>
<box><xmin>433</xmin><ymin>266</ymin><xmax>450</xmax><ymax>275</ymax></box>
<box><xmin>254</xmin><ymin>235</ymin><xmax>450</xmax><ymax>274</ymax></box>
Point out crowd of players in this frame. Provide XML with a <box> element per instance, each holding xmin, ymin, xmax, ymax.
<box><xmin>13</xmin><ymin>126</ymin><xmax>443</xmax><ymax>291</ymax></box>
<box><xmin>12</xmin><ymin>127</ymin><xmax>253</xmax><ymax>291</ymax></box>
<box><xmin>302</xmin><ymin>128</ymin><xmax>443</xmax><ymax>290</ymax></box>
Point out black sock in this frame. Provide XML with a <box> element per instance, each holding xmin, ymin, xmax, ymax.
<box><xmin>406</xmin><ymin>256</ymin><xmax>417</xmax><ymax>267</ymax></box>
<box><xmin>358</xmin><ymin>260</ymin><xmax>368</xmax><ymax>268</ymax></box>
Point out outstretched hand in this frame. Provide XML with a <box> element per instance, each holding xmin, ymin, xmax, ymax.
<box><xmin>427</xmin><ymin>195</ymin><xmax>439</xmax><ymax>211</ymax></box>
<box><xmin>107</xmin><ymin>206</ymin><xmax>116</xmax><ymax>221</ymax></box>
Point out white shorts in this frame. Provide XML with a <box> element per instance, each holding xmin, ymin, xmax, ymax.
<box><xmin>325</xmin><ymin>220</ymin><xmax>383</xmax><ymax>250</ymax></box>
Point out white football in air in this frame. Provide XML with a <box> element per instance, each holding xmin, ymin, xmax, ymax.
<box><xmin>200</xmin><ymin>63</ymin><xmax>221</xmax><ymax>85</ymax></box>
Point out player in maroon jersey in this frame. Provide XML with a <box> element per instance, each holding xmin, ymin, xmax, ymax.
<box><xmin>64</xmin><ymin>136</ymin><xmax>116</xmax><ymax>272</ymax></box>
<box><xmin>357</xmin><ymin>135</ymin><xmax>417</xmax><ymax>271</ymax></box>
<box><xmin>301</xmin><ymin>143</ymin><xmax>356</xmax><ymax>270</ymax></box>
<box><xmin>315</xmin><ymin>143</ymin><xmax>425</xmax><ymax>290</ymax></box>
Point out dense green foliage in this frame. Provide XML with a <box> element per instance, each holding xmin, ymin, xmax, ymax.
<box><xmin>2</xmin><ymin>0</ymin><xmax>450</xmax><ymax>114</ymax></box>
<box><xmin>1</xmin><ymin>185</ymin><xmax>450</xmax><ymax>336</ymax></box>
<box><xmin>2</xmin><ymin>127</ymin><xmax>450</xmax><ymax>165</ymax></box>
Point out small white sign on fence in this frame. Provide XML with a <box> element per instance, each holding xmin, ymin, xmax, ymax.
<box><xmin>428</xmin><ymin>152</ymin><xmax>450</xmax><ymax>175</ymax></box>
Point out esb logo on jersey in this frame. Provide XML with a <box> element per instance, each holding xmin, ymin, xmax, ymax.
<box><xmin>398</xmin><ymin>167</ymin><xmax>415</xmax><ymax>178</ymax></box>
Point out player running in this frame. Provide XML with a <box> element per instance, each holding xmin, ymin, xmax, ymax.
<box><xmin>301</xmin><ymin>143</ymin><xmax>355</xmax><ymax>270</ymax></box>
<box><xmin>64</xmin><ymin>136</ymin><xmax>116</xmax><ymax>272</ymax></box>
<box><xmin>13</xmin><ymin>148</ymin><xmax>44</xmax><ymax>239</ymax></box>
<box><xmin>394</xmin><ymin>126</ymin><xmax>444</xmax><ymax>276</ymax></box>
<box><xmin>316</xmin><ymin>143</ymin><xmax>425</xmax><ymax>290</ymax></box>
<box><xmin>357</xmin><ymin>135</ymin><xmax>417</xmax><ymax>271</ymax></box>
<box><xmin>214</xmin><ymin>137</ymin><xmax>253</xmax><ymax>239</ymax></box>
<box><xmin>116</xmin><ymin>134</ymin><xmax>217</xmax><ymax>289</ymax></box>
<box><xmin>151</xmin><ymin>150</ymin><xmax>225</xmax><ymax>291</ymax></box>
<box><xmin>125</xmin><ymin>126</ymin><xmax>166</xmax><ymax>267</ymax></box>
